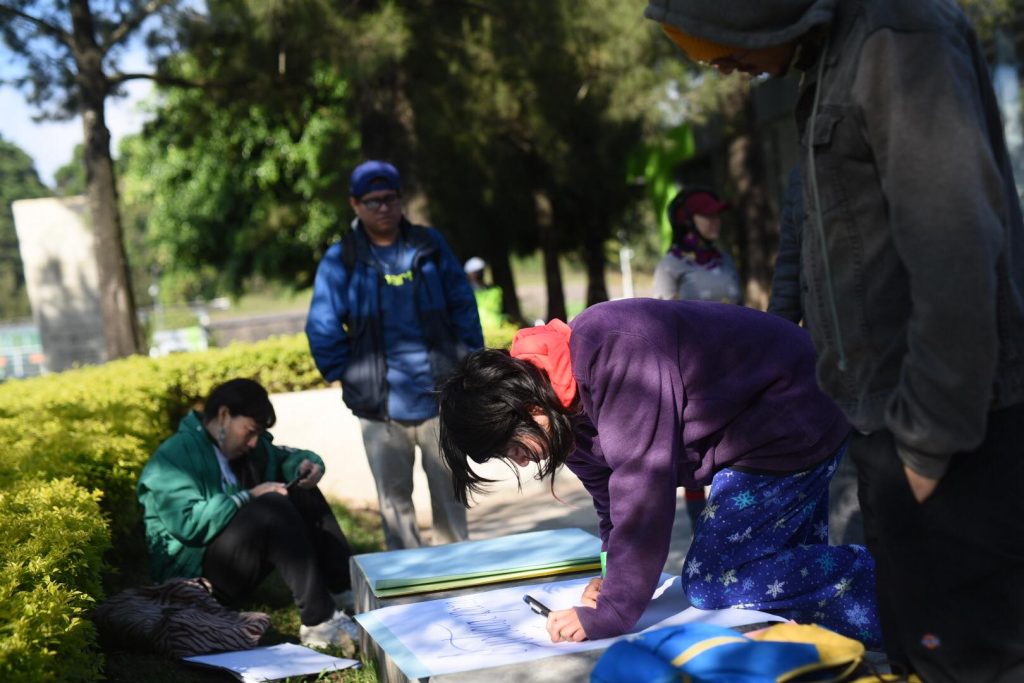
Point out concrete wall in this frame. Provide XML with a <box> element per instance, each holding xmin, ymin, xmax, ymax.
<box><xmin>11</xmin><ymin>196</ymin><xmax>106</xmax><ymax>372</ymax></box>
<box><xmin>208</xmin><ymin>310</ymin><xmax>307</xmax><ymax>346</ymax></box>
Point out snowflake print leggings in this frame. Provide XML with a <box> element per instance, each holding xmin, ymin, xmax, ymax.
<box><xmin>682</xmin><ymin>442</ymin><xmax>882</xmax><ymax>649</ymax></box>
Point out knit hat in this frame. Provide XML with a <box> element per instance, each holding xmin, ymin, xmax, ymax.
<box><xmin>645</xmin><ymin>0</ymin><xmax>837</xmax><ymax>51</ymax></box>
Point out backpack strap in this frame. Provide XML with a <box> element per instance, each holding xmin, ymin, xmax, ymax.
<box><xmin>340</xmin><ymin>222</ymin><xmax>442</xmax><ymax>273</ymax></box>
<box><xmin>340</xmin><ymin>229</ymin><xmax>358</xmax><ymax>272</ymax></box>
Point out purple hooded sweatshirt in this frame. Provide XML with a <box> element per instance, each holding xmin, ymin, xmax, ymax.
<box><xmin>565</xmin><ymin>299</ymin><xmax>849</xmax><ymax>639</ymax></box>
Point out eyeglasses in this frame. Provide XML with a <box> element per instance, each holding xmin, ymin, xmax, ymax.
<box><xmin>359</xmin><ymin>194</ymin><xmax>400</xmax><ymax>210</ymax></box>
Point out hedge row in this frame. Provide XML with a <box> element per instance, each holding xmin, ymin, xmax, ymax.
<box><xmin>0</xmin><ymin>480</ymin><xmax>109</xmax><ymax>683</ymax></box>
<box><xmin>0</xmin><ymin>334</ymin><xmax>326</xmax><ymax>681</ymax></box>
<box><xmin>0</xmin><ymin>325</ymin><xmax>517</xmax><ymax>681</ymax></box>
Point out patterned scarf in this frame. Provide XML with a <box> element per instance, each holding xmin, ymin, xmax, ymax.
<box><xmin>670</xmin><ymin>230</ymin><xmax>724</xmax><ymax>268</ymax></box>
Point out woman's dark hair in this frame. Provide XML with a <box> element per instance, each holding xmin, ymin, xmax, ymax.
<box><xmin>202</xmin><ymin>378</ymin><xmax>276</xmax><ymax>429</ymax></box>
<box><xmin>438</xmin><ymin>348</ymin><xmax>578</xmax><ymax>506</ymax></box>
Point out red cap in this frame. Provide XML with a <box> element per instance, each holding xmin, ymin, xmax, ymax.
<box><xmin>683</xmin><ymin>191</ymin><xmax>729</xmax><ymax>217</ymax></box>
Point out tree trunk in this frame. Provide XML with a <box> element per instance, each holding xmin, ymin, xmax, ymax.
<box><xmin>581</xmin><ymin>225</ymin><xmax>609</xmax><ymax>307</ymax></box>
<box><xmin>727</xmin><ymin>133</ymin><xmax>776</xmax><ymax>311</ymax></box>
<box><xmin>71</xmin><ymin>0</ymin><xmax>141</xmax><ymax>358</ymax></box>
<box><xmin>357</xmin><ymin>71</ymin><xmax>416</xmax><ymax>179</ymax></box>
<box><xmin>534</xmin><ymin>191</ymin><xmax>565</xmax><ymax>322</ymax></box>
<box><xmin>542</xmin><ymin>238</ymin><xmax>566</xmax><ymax>323</ymax></box>
<box><xmin>488</xmin><ymin>251</ymin><xmax>523</xmax><ymax>325</ymax></box>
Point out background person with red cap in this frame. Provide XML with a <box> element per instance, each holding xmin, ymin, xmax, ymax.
<box><xmin>652</xmin><ymin>186</ymin><xmax>742</xmax><ymax>305</ymax></box>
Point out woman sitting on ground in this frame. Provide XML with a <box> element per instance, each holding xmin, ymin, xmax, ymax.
<box><xmin>437</xmin><ymin>299</ymin><xmax>880</xmax><ymax>648</ymax></box>
<box><xmin>137</xmin><ymin>378</ymin><xmax>357</xmax><ymax>649</ymax></box>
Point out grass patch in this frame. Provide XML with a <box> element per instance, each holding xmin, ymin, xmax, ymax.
<box><xmin>100</xmin><ymin>500</ymin><xmax>385</xmax><ymax>682</ymax></box>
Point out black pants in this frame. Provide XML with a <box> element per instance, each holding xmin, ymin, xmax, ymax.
<box><xmin>203</xmin><ymin>487</ymin><xmax>352</xmax><ymax>626</ymax></box>
<box><xmin>851</xmin><ymin>404</ymin><xmax>1024</xmax><ymax>682</ymax></box>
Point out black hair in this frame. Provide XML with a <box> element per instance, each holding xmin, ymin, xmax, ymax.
<box><xmin>202</xmin><ymin>378</ymin><xmax>276</xmax><ymax>429</ymax></box>
<box><xmin>437</xmin><ymin>348</ymin><xmax>578</xmax><ymax>507</ymax></box>
<box><xmin>667</xmin><ymin>184</ymin><xmax>720</xmax><ymax>246</ymax></box>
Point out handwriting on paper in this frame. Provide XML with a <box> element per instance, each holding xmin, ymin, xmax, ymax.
<box><xmin>437</xmin><ymin>601</ymin><xmax>539</xmax><ymax>656</ymax></box>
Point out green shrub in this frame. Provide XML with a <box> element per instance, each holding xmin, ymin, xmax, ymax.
<box><xmin>0</xmin><ymin>329</ymin><xmax>516</xmax><ymax>682</ymax></box>
<box><xmin>483</xmin><ymin>321</ymin><xmax>521</xmax><ymax>349</ymax></box>
<box><xmin>0</xmin><ymin>334</ymin><xmax>326</xmax><ymax>683</ymax></box>
<box><xmin>0</xmin><ymin>479</ymin><xmax>109</xmax><ymax>683</ymax></box>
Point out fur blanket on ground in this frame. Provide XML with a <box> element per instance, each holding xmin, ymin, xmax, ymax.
<box><xmin>93</xmin><ymin>577</ymin><xmax>270</xmax><ymax>657</ymax></box>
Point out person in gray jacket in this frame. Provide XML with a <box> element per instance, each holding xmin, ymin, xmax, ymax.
<box><xmin>645</xmin><ymin>1</ymin><xmax>1024</xmax><ymax>681</ymax></box>
<box><xmin>652</xmin><ymin>186</ymin><xmax>742</xmax><ymax>305</ymax></box>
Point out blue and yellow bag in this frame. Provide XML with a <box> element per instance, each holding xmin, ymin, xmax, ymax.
<box><xmin>591</xmin><ymin>622</ymin><xmax>871</xmax><ymax>683</ymax></box>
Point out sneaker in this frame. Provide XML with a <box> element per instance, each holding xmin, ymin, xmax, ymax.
<box><xmin>331</xmin><ymin>589</ymin><xmax>355</xmax><ymax>613</ymax></box>
<box><xmin>300</xmin><ymin>610</ymin><xmax>361</xmax><ymax>649</ymax></box>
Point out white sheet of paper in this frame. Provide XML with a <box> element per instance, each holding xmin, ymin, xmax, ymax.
<box><xmin>182</xmin><ymin>642</ymin><xmax>360</xmax><ymax>682</ymax></box>
<box><xmin>356</xmin><ymin>574</ymin><xmax>785</xmax><ymax>679</ymax></box>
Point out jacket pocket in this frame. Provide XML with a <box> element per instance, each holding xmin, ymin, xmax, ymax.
<box><xmin>807</xmin><ymin>108</ymin><xmax>846</xmax><ymax>213</ymax></box>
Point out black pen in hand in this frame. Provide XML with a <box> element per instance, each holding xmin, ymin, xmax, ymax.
<box><xmin>523</xmin><ymin>594</ymin><xmax>551</xmax><ymax>617</ymax></box>
<box><xmin>285</xmin><ymin>472</ymin><xmax>306</xmax><ymax>489</ymax></box>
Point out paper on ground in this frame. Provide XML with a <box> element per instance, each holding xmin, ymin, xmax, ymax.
<box><xmin>356</xmin><ymin>573</ymin><xmax>785</xmax><ymax>679</ymax></box>
<box><xmin>182</xmin><ymin>642</ymin><xmax>360</xmax><ymax>682</ymax></box>
<box><xmin>354</xmin><ymin>528</ymin><xmax>601</xmax><ymax>595</ymax></box>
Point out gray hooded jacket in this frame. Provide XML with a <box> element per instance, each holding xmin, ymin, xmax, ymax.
<box><xmin>647</xmin><ymin>0</ymin><xmax>1024</xmax><ymax>479</ymax></box>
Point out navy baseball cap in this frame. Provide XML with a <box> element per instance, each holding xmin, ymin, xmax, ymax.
<box><xmin>350</xmin><ymin>160</ymin><xmax>401</xmax><ymax>198</ymax></box>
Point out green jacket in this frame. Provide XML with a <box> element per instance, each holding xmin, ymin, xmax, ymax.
<box><xmin>137</xmin><ymin>410</ymin><xmax>324</xmax><ymax>582</ymax></box>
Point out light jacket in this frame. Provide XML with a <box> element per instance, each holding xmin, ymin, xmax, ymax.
<box><xmin>648</xmin><ymin>0</ymin><xmax>1024</xmax><ymax>479</ymax></box>
<box><xmin>137</xmin><ymin>411</ymin><xmax>322</xmax><ymax>582</ymax></box>
<box><xmin>305</xmin><ymin>218</ymin><xmax>483</xmax><ymax>420</ymax></box>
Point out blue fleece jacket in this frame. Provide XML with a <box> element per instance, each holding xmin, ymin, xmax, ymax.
<box><xmin>306</xmin><ymin>219</ymin><xmax>483</xmax><ymax>420</ymax></box>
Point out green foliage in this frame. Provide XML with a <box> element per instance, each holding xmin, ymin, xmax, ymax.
<box><xmin>118</xmin><ymin>0</ymin><xmax>363</xmax><ymax>300</ymax></box>
<box><xmin>121</xmin><ymin>66</ymin><xmax>358</xmax><ymax>299</ymax></box>
<box><xmin>54</xmin><ymin>144</ymin><xmax>87</xmax><ymax>197</ymax></box>
<box><xmin>958</xmin><ymin>0</ymin><xmax>1015</xmax><ymax>40</ymax></box>
<box><xmin>483</xmin><ymin>319</ymin><xmax>520</xmax><ymax>350</ymax></box>
<box><xmin>408</xmin><ymin>1</ymin><xmax>651</xmax><ymax>248</ymax></box>
<box><xmin>0</xmin><ymin>334</ymin><xmax>329</xmax><ymax>681</ymax></box>
<box><xmin>0</xmin><ymin>135</ymin><xmax>50</xmax><ymax>320</ymax></box>
<box><xmin>116</xmin><ymin>0</ymin><xmax>696</xmax><ymax>313</ymax></box>
<box><xmin>0</xmin><ymin>479</ymin><xmax>109</xmax><ymax>683</ymax></box>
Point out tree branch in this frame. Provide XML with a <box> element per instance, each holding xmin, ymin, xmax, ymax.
<box><xmin>103</xmin><ymin>0</ymin><xmax>177</xmax><ymax>53</ymax></box>
<box><xmin>109</xmin><ymin>71</ymin><xmax>238</xmax><ymax>91</ymax></box>
<box><xmin>0</xmin><ymin>4</ymin><xmax>72</xmax><ymax>46</ymax></box>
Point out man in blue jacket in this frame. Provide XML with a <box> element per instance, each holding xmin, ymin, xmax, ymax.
<box><xmin>306</xmin><ymin>160</ymin><xmax>483</xmax><ymax>550</ymax></box>
<box><xmin>645</xmin><ymin>1</ymin><xmax>1024</xmax><ymax>681</ymax></box>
